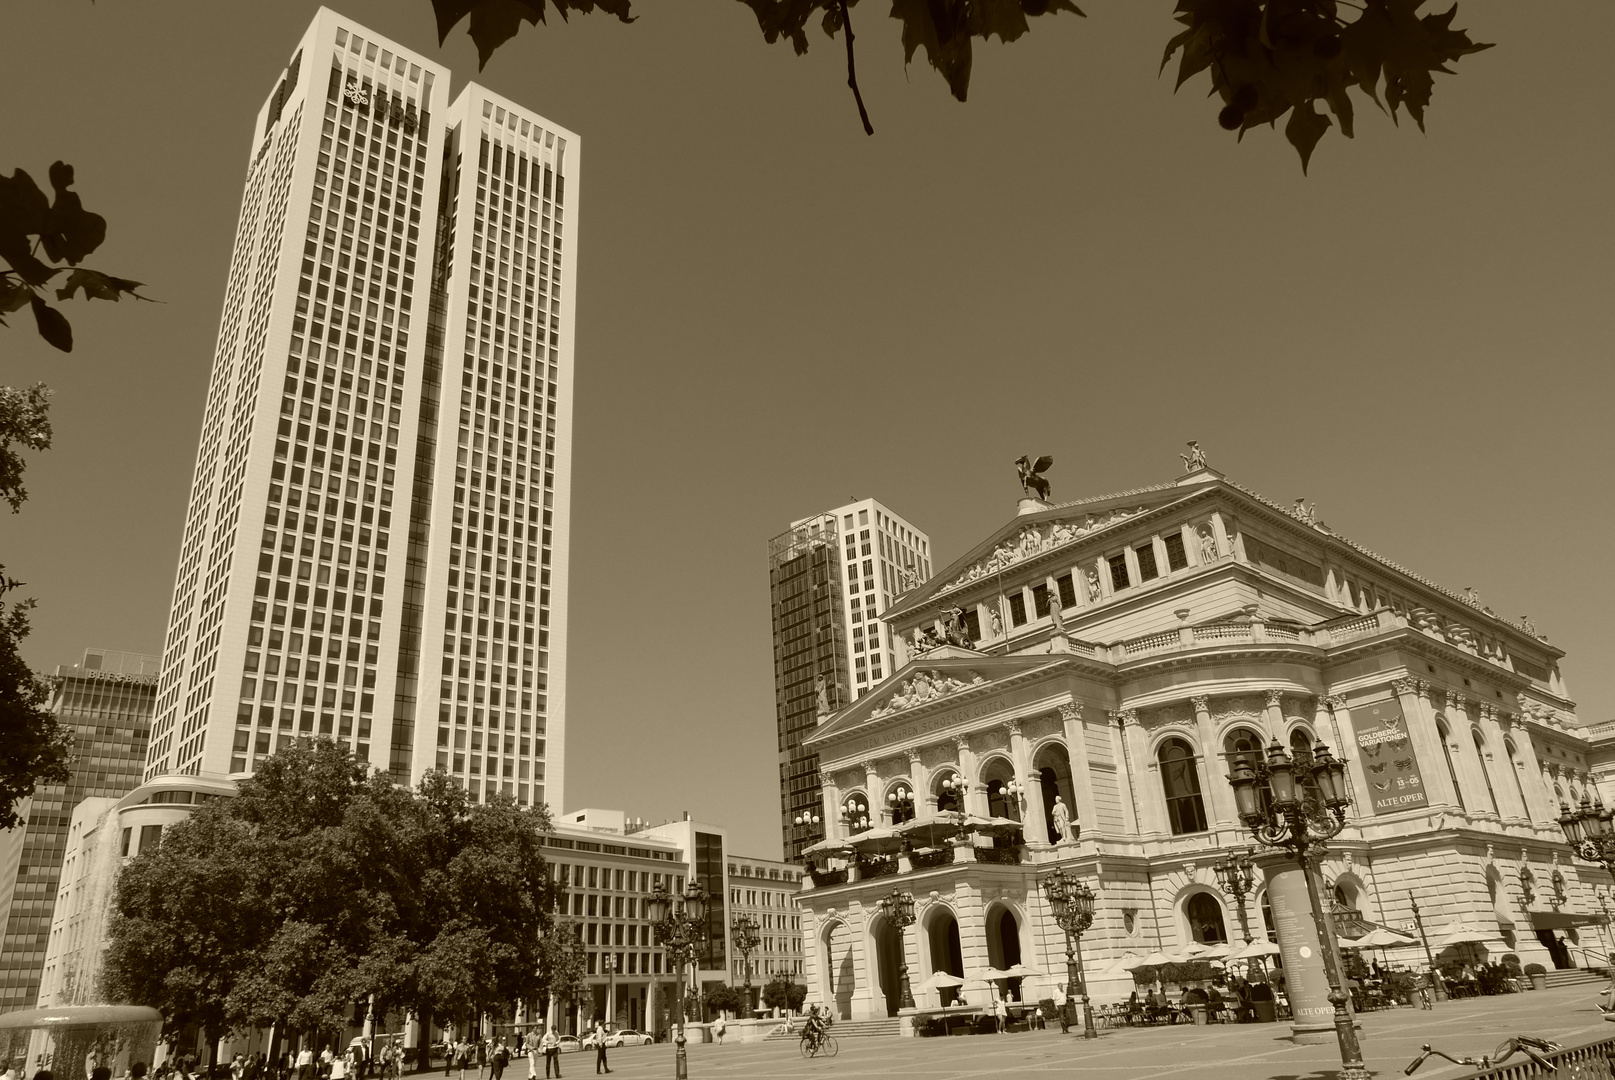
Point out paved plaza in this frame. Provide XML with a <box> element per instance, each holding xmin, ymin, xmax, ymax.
<box><xmin>570</xmin><ymin>984</ymin><xmax>1614</xmax><ymax>1079</ymax></box>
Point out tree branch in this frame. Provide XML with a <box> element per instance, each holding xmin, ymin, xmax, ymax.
<box><xmin>838</xmin><ymin>0</ymin><xmax>874</xmax><ymax>136</ymax></box>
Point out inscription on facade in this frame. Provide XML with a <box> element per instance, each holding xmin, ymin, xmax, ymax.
<box><xmin>833</xmin><ymin>698</ymin><xmax>1009</xmax><ymax>758</ymax></box>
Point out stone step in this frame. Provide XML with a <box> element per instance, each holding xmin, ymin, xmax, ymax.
<box><xmin>1543</xmin><ymin>967</ymin><xmax>1608</xmax><ymax>987</ymax></box>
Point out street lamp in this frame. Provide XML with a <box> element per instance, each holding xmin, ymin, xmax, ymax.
<box><xmin>875</xmin><ymin>889</ymin><xmax>917</xmax><ymax>1010</ymax></box>
<box><xmin>1558</xmin><ymin>795</ymin><xmax>1615</xmax><ymax>873</ymax></box>
<box><xmin>840</xmin><ymin>798</ymin><xmax>870</xmax><ymax>833</ymax></box>
<box><xmin>1039</xmin><ymin>866</ymin><xmax>1097</xmax><ymax>1040</ymax></box>
<box><xmin>647</xmin><ymin>878</ymin><xmax>710</xmax><ymax>1080</ymax></box>
<box><xmin>1212</xmin><ymin>847</ymin><xmax>1258</xmax><ymax>945</ymax></box>
<box><xmin>887</xmin><ymin>785</ymin><xmax>916</xmax><ymax>824</ymax></box>
<box><xmin>1226</xmin><ymin>737</ymin><xmax>1364</xmax><ymax>1080</ymax></box>
<box><xmin>731</xmin><ymin>914</ymin><xmax>760</xmax><ymax>1019</ymax></box>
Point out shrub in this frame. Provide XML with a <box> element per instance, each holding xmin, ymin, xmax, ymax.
<box><xmin>1523</xmin><ymin>962</ymin><xmax>1547</xmax><ymax>976</ymax></box>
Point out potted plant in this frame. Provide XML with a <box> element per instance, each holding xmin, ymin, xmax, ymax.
<box><xmin>1524</xmin><ymin>962</ymin><xmax>1548</xmax><ymax>991</ymax></box>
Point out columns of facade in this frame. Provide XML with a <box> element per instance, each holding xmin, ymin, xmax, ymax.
<box><xmin>953</xmin><ymin>736</ymin><xmax>983</xmax><ymax>817</ymax></box>
<box><xmin>1120</xmin><ymin>709</ymin><xmax>1165</xmax><ymax>836</ymax></box>
<box><xmin>906</xmin><ymin>748</ymin><xmax>930</xmax><ymax>821</ymax></box>
<box><xmin>819</xmin><ymin>770</ymin><xmax>842</xmax><ymax>842</ymax></box>
<box><xmin>1261</xmin><ymin>688</ymin><xmax>1286</xmax><ymax>741</ymax></box>
<box><xmin>1006</xmin><ymin>719</ymin><xmax>1045</xmax><ymax>835</ymax></box>
<box><xmin>861</xmin><ymin>759</ymin><xmax>883</xmax><ymax>823</ymax></box>
<box><xmin>1060</xmin><ymin>702</ymin><xmax>1098</xmax><ymax>833</ymax></box>
<box><xmin>1447</xmin><ymin>693</ymin><xmax>1499</xmax><ymax>819</ymax></box>
<box><xmin>1192</xmin><ymin>695</ymin><xmax>1237</xmax><ymax>830</ymax></box>
<box><xmin>1323</xmin><ymin>695</ymin><xmax>1370</xmax><ymax>810</ymax></box>
<box><xmin>1392</xmin><ymin>677</ymin><xmax>1460</xmax><ymax>810</ymax></box>
<box><xmin>1479</xmin><ymin>706</ymin><xmax>1529</xmax><ymax>822</ymax></box>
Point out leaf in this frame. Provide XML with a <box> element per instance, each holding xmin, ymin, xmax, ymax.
<box><xmin>55</xmin><ymin>268</ymin><xmax>150</xmax><ymax>304</ymax></box>
<box><xmin>29</xmin><ymin>293</ymin><xmax>72</xmax><ymax>353</ymax></box>
<box><xmin>889</xmin><ymin>0</ymin><xmax>1084</xmax><ymax>102</ymax></box>
<box><xmin>38</xmin><ymin>161</ymin><xmax>106</xmax><ymax>266</ymax></box>
<box><xmin>429</xmin><ymin>0</ymin><xmax>635</xmax><ymax>70</ymax></box>
<box><xmin>0</xmin><ymin>169</ymin><xmax>57</xmax><ymax>287</ymax></box>
<box><xmin>1285</xmin><ymin>99</ymin><xmax>1331</xmax><ymax>172</ymax></box>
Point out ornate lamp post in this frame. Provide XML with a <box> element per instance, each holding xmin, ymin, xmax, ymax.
<box><xmin>875</xmin><ymin>889</ymin><xmax>917</xmax><ymax>1010</ymax></box>
<box><xmin>1226</xmin><ymin>738</ymin><xmax>1365</xmax><ymax>1080</ymax></box>
<box><xmin>1558</xmin><ymin>795</ymin><xmax>1615</xmax><ymax>1005</ymax></box>
<box><xmin>647</xmin><ymin>878</ymin><xmax>709</xmax><ymax>1080</ymax></box>
<box><xmin>887</xmin><ymin>784</ymin><xmax>916</xmax><ymax>825</ymax></box>
<box><xmin>1039</xmin><ymin>866</ymin><xmax>1097</xmax><ymax>1040</ymax></box>
<box><xmin>1212</xmin><ymin>847</ymin><xmax>1258</xmax><ymax>945</ymax></box>
<box><xmin>840</xmin><ymin>798</ymin><xmax>870</xmax><ymax>834</ymax></box>
<box><xmin>731</xmin><ymin>914</ymin><xmax>760</xmax><ymax>1019</ymax></box>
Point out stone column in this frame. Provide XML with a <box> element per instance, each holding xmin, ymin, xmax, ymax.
<box><xmin>1324</xmin><ymin>696</ymin><xmax>1370</xmax><ymax>811</ymax></box>
<box><xmin>1192</xmin><ymin>695</ymin><xmax>1236</xmax><ymax>830</ymax></box>
<box><xmin>1120</xmin><ymin>709</ymin><xmax>1164</xmax><ymax>836</ymax></box>
<box><xmin>953</xmin><ymin>736</ymin><xmax>982</xmax><ymax>817</ymax></box>
<box><xmin>1061</xmin><ymin>702</ymin><xmax>1097</xmax><ymax>835</ymax></box>
<box><xmin>1007</xmin><ymin>719</ymin><xmax>1043</xmax><ymax>834</ymax></box>
<box><xmin>819</xmin><ymin>770</ymin><xmax>841</xmax><ymax>842</ymax></box>
<box><xmin>862</xmin><ymin>759</ymin><xmax>883</xmax><ymax>823</ymax></box>
<box><xmin>1446</xmin><ymin>693</ymin><xmax>1496</xmax><ymax>818</ymax></box>
<box><xmin>1262</xmin><ymin>688</ymin><xmax>1287</xmax><ymax>741</ymax></box>
<box><xmin>906</xmin><ymin>748</ymin><xmax>930</xmax><ymax>821</ymax></box>
<box><xmin>1479</xmin><ymin>706</ymin><xmax>1528</xmax><ymax>822</ymax></box>
<box><xmin>1392</xmin><ymin>677</ymin><xmax>1459</xmax><ymax>810</ymax></box>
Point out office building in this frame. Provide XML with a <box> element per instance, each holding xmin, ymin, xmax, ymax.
<box><xmin>769</xmin><ymin>500</ymin><xmax>930</xmax><ymax>862</ymax></box>
<box><xmin>143</xmin><ymin>8</ymin><xmax>577</xmax><ymax>813</ymax></box>
<box><xmin>0</xmin><ymin>649</ymin><xmax>158</xmax><ymax>1013</ymax></box>
<box><xmin>725</xmin><ymin>851</ymin><xmax>804</xmax><ymax>1012</ymax></box>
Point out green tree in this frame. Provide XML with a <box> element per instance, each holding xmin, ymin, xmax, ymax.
<box><xmin>761</xmin><ymin>976</ymin><xmax>807</xmax><ymax>1012</ymax></box>
<box><xmin>104</xmin><ymin>742</ymin><xmax>563</xmax><ymax>1055</ymax></box>
<box><xmin>429</xmin><ymin>0</ymin><xmax>1491</xmax><ymax>170</ymax></box>
<box><xmin>536</xmin><ymin>918</ymin><xmax>589</xmax><ymax>1021</ymax></box>
<box><xmin>703</xmin><ymin>984</ymin><xmax>746</xmax><ymax>1017</ymax></box>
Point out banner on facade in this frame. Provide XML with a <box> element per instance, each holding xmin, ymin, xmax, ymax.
<box><xmin>1351</xmin><ymin>699</ymin><xmax>1428</xmax><ymax>815</ymax></box>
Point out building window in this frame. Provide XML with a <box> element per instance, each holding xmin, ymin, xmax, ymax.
<box><xmin>1164</xmin><ymin>533</ymin><xmax>1188</xmax><ymax>571</ymax></box>
<box><xmin>1473</xmin><ymin>728</ymin><xmax>1500</xmax><ymax>816</ymax></box>
<box><xmin>1108</xmin><ymin>554</ymin><xmax>1129</xmax><ymax>592</ymax></box>
<box><xmin>1186</xmin><ymin>893</ymin><xmax>1228</xmax><ymax>944</ymax></box>
<box><xmin>1008</xmin><ymin>593</ymin><xmax>1027</xmax><ymax>627</ymax></box>
<box><xmin>1136</xmin><ymin>543</ymin><xmax>1159</xmax><ymax>582</ymax></box>
<box><xmin>1056</xmin><ymin>573</ymin><xmax>1076</xmax><ymax>609</ymax></box>
<box><xmin>1032</xmin><ymin>583</ymin><xmax>1050</xmax><ymax>618</ymax></box>
<box><xmin>1437</xmin><ymin>721</ymin><xmax>1466</xmax><ymax>811</ymax></box>
<box><xmin>1158</xmin><ymin>739</ymin><xmax>1207</xmax><ymax>835</ymax></box>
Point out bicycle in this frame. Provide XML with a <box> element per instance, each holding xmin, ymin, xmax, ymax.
<box><xmin>1405</xmin><ymin>1035</ymin><xmax>1560</xmax><ymax>1074</ymax></box>
<box><xmin>798</xmin><ymin>1030</ymin><xmax>839</xmax><ymax>1059</ymax></box>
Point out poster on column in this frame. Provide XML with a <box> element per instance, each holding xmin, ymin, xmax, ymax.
<box><xmin>1351</xmin><ymin>699</ymin><xmax>1428</xmax><ymax>814</ymax></box>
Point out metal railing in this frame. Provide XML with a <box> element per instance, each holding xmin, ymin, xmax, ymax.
<box><xmin>1444</xmin><ymin>1033</ymin><xmax>1615</xmax><ymax>1079</ymax></box>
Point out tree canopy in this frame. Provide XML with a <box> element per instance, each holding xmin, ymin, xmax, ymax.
<box><xmin>104</xmin><ymin>741</ymin><xmax>565</xmax><ymax>1048</ymax></box>
<box><xmin>761</xmin><ymin>976</ymin><xmax>808</xmax><ymax>1012</ymax></box>
<box><xmin>430</xmin><ymin>0</ymin><xmax>1490</xmax><ymax>170</ymax></box>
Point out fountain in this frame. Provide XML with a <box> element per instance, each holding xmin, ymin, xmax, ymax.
<box><xmin>0</xmin><ymin>1005</ymin><xmax>162</xmax><ymax>1078</ymax></box>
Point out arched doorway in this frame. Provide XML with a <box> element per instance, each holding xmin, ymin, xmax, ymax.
<box><xmin>982</xmin><ymin>757</ymin><xmax>1021</xmax><ymax>821</ymax></box>
<box><xmin>924</xmin><ymin>908</ymin><xmax>965</xmax><ymax>1006</ymax></box>
<box><xmin>1032</xmin><ymin>742</ymin><xmax>1077</xmax><ymax>843</ymax></box>
<box><xmin>985</xmin><ymin>905</ymin><xmax>1024</xmax><ymax>1000</ymax></box>
<box><xmin>1186</xmin><ymin>892</ymin><xmax>1229</xmax><ymax>944</ymax></box>
<box><xmin>822</xmin><ymin>920</ymin><xmax>857</xmax><ymax>1020</ymax></box>
<box><xmin>872</xmin><ymin>916</ymin><xmax>906</xmax><ymax>1017</ymax></box>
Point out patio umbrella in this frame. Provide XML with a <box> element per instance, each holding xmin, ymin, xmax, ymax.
<box><xmin>1004</xmin><ymin>963</ymin><xmax>1044</xmax><ymax>979</ymax></box>
<box><xmin>972</xmin><ymin>966</ymin><xmax>1015</xmax><ymax>981</ymax></box>
<box><xmin>1435</xmin><ymin>923</ymin><xmax>1498</xmax><ymax>946</ymax></box>
<box><xmin>1168</xmin><ymin>941</ymin><xmax>1216</xmax><ymax>962</ymax></box>
<box><xmin>895</xmin><ymin>815</ymin><xmax>967</xmax><ymax>848</ymax></box>
<box><xmin>847</xmin><ymin>827</ymin><xmax>906</xmax><ymax>856</ymax></box>
<box><xmin>1355</xmin><ymin>927</ymin><xmax>1419</xmax><ymax>949</ymax></box>
<box><xmin>1228</xmin><ymin>939</ymin><xmax>1281</xmax><ymax>961</ymax></box>
<box><xmin>1104</xmin><ymin>953</ymin><xmax>1145</xmax><ymax>976</ymax></box>
<box><xmin>800</xmin><ymin>836</ymin><xmax>852</xmax><ymax>857</ymax></box>
<box><xmin>916</xmin><ymin>971</ymin><xmax>966</xmax><ymax>992</ymax></box>
<box><xmin>1198</xmin><ymin>942</ymin><xmax>1235</xmax><ymax>959</ymax></box>
<box><xmin>1123</xmin><ymin>952</ymin><xmax>1176</xmax><ymax>970</ymax></box>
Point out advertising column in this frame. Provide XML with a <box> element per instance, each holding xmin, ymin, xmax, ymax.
<box><xmin>1258</xmin><ymin>851</ymin><xmax>1351</xmax><ymax>1044</ymax></box>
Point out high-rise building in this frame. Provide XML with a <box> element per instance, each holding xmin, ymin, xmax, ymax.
<box><xmin>768</xmin><ymin>499</ymin><xmax>930</xmax><ymax>862</ymax></box>
<box><xmin>0</xmin><ymin>649</ymin><xmax>157</xmax><ymax>1014</ymax></box>
<box><xmin>144</xmin><ymin>9</ymin><xmax>576</xmax><ymax>811</ymax></box>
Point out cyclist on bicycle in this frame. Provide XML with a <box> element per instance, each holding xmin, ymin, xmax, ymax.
<box><xmin>803</xmin><ymin>1005</ymin><xmax>828</xmax><ymax>1050</ymax></box>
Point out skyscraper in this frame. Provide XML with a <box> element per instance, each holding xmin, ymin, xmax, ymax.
<box><xmin>768</xmin><ymin>499</ymin><xmax>930</xmax><ymax>861</ymax></box>
<box><xmin>144</xmin><ymin>9</ymin><xmax>575</xmax><ymax>811</ymax></box>
<box><xmin>0</xmin><ymin>649</ymin><xmax>157</xmax><ymax>1014</ymax></box>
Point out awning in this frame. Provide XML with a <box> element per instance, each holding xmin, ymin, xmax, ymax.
<box><xmin>1529</xmin><ymin>911</ymin><xmax>1607</xmax><ymax>931</ymax></box>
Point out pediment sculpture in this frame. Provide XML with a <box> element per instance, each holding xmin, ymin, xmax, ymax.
<box><xmin>868</xmin><ymin>668</ymin><xmax>986</xmax><ymax>719</ymax></box>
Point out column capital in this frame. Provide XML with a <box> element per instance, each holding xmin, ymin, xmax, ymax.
<box><xmin>1325</xmin><ymin>694</ymin><xmax>1347</xmax><ymax>710</ymax></box>
<box><xmin>1390</xmin><ymin>676</ymin><xmax>1420</xmax><ymax>696</ymax></box>
<box><xmin>953</xmin><ymin>735</ymin><xmax>972</xmax><ymax>752</ymax></box>
<box><xmin>1116</xmin><ymin>709</ymin><xmax>1140</xmax><ymax>728</ymax></box>
<box><xmin>905</xmin><ymin>748</ymin><xmax>923</xmax><ymax>765</ymax></box>
<box><xmin>817</xmin><ymin>770</ymin><xmax>837</xmax><ymax>788</ymax></box>
<box><xmin>859</xmin><ymin>759</ymin><xmax>879</xmax><ymax>779</ymax></box>
<box><xmin>1004</xmin><ymin>719</ymin><xmax>1023</xmax><ymax>738</ymax></box>
<box><xmin>1058</xmin><ymin>701</ymin><xmax>1083</xmax><ymax>723</ymax></box>
<box><xmin>1190</xmin><ymin>695</ymin><xmax>1211</xmax><ymax>713</ymax></box>
<box><xmin>1446</xmin><ymin>690</ymin><xmax>1470</xmax><ymax>714</ymax></box>
<box><xmin>1264</xmin><ymin>688</ymin><xmax>1284</xmax><ymax>708</ymax></box>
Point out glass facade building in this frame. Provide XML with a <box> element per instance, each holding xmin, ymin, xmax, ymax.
<box><xmin>144</xmin><ymin>9</ymin><xmax>575</xmax><ymax>809</ymax></box>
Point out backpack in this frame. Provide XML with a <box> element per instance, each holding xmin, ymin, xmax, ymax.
<box><xmin>493</xmin><ymin>1049</ymin><xmax>508</xmax><ymax>1068</ymax></box>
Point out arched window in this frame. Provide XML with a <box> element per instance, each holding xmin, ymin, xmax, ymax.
<box><xmin>1223</xmin><ymin>727</ymin><xmax>1271</xmax><ymax>817</ymax></box>
<box><xmin>935</xmin><ymin>774</ymin><xmax>962</xmax><ymax>815</ymax></box>
<box><xmin>1159</xmin><ymin>738</ymin><xmax>1207</xmax><ymax>835</ymax></box>
<box><xmin>1472</xmin><ymin>729</ymin><xmax>1500</xmax><ymax>816</ymax></box>
<box><xmin>1290</xmin><ymin>727</ymin><xmax>1322</xmax><ymax>803</ymax></box>
<box><xmin>887</xmin><ymin>782</ymin><xmax>917</xmax><ymax>825</ymax></box>
<box><xmin>1437</xmin><ymin>720</ymin><xmax>1466</xmax><ymax>810</ymax></box>
<box><xmin>841</xmin><ymin>793</ymin><xmax>871</xmax><ymax>834</ymax></box>
<box><xmin>1504</xmin><ymin>739</ymin><xmax>1530</xmax><ymax>818</ymax></box>
<box><xmin>1186</xmin><ymin>893</ymin><xmax>1228</xmax><ymax>944</ymax></box>
<box><xmin>1554</xmin><ymin>783</ymin><xmax>1566</xmax><ymax>809</ymax></box>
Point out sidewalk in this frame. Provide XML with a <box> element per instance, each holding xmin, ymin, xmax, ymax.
<box><xmin>559</xmin><ymin>983</ymin><xmax>1613</xmax><ymax>1078</ymax></box>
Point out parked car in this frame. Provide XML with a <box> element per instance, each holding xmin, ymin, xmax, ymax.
<box><xmin>556</xmin><ymin>1035</ymin><xmax>583</xmax><ymax>1054</ymax></box>
<box><xmin>605</xmin><ymin>1030</ymin><xmax>654</xmax><ymax>1047</ymax></box>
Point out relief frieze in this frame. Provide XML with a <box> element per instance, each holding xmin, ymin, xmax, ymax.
<box><xmin>827</xmin><ymin>696</ymin><xmax>1011</xmax><ymax>759</ymax></box>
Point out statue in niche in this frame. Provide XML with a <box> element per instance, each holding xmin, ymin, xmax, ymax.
<box><xmin>1085</xmin><ymin>566</ymin><xmax>1101</xmax><ymax>602</ymax></box>
<box><xmin>1196</xmin><ymin>524</ymin><xmax>1218</xmax><ymax>564</ymax></box>
<box><xmin>1180</xmin><ymin>440</ymin><xmax>1208</xmax><ymax>471</ymax></box>
<box><xmin>1014</xmin><ymin>455</ymin><xmax>1053</xmax><ymax>501</ymax></box>
<box><xmin>814</xmin><ymin>674</ymin><xmax>830</xmax><ymax>716</ymax></box>
<box><xmin>1050</xmin><ymin>796</ymin><xmax>1075</xmax><ymax>843</ymax></box>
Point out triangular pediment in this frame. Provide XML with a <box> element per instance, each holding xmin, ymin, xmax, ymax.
<box><xmin>883</xmin><ymin>483</ymin><xmax>1209</xmax><ymax>621</ymax></box>
<box><xmin>804</xmin><ymin>653</ymin><xmax>1068</xmax><ymax>746</ymax></box>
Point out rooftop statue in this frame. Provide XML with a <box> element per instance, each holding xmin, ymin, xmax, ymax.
<box><xmin>1180</xmin><ymin>440</ymin><xmax>1208</xmax><ymax>471</ymax></box>
<box><xmin>1015</xmin><ymin>455</ymin><xmax>1053</xmax><ymax>501</ymax></box>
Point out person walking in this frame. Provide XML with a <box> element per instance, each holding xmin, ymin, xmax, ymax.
<box><xmin>295</xmin><ymin>1047</ymin><xmax>314</xmax><ymax>1080</ymax></box>
<box><xmin>712</xmin><ymin>1014</ymin><xmax>725</xmax><ymax>1046</ymax></box>
<box><xmin>1054</xmin><ymin>983</ymin><xmax>1070</xmax><ymax>1034</ymax></box>
<box><xmin>454</xmin><ymin>1039</ymin><xmax>471</xmax><ymax>1080</ymax></box>
<box><xmin>489</xmin><ymin>1040</ymin><xmax>508</xmax><ymax>1080</ymax></box>
<box><xmin>538</xmin><ymin>1028</ymin><xmax>561</xmax><ymax>1080</ymax></box>
<box><xmin>591</xmin><ymin>1020</ymin><xmax>610</xmax><ymax>1076</ymax></box>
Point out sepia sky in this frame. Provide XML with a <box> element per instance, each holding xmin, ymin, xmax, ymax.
<box><xmin>4</xmin><ymin>2</ymin><xmax>1611</xmax><ymax>860</ymax></box>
